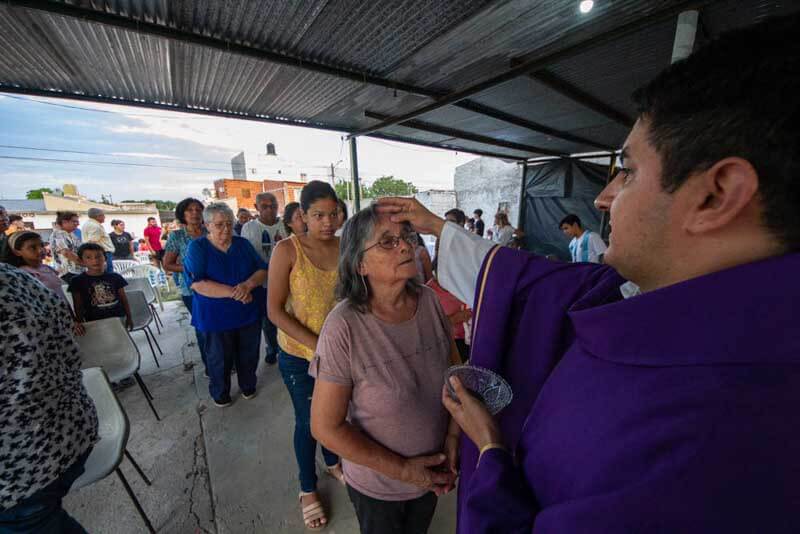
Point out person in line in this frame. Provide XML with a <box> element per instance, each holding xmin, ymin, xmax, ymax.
<box><xmin>335</xmin><ymin>198</ymin><xmax>349</xmax><ymax>236</ymax></box>
<box><xmin>559</xmin><ymin>213</ymin><xmax>607</xmax><ymax>263</ymax></box>
<box><xmin>241</xmin><ymin>192</ymin><xmax>284</xmax><ymax>366</ymax></box>
<box><xmin>81</xmin><ymin>208</ymin><xmax>115</xmax><ymax>273</ymax></box>
<box><xmin>50</xmin><ymin>211</ymin><xmax>83</xmax><ymax>283</ymax></box>
<box><xmin>487</xmin><ymin>212</ymin><xmax>515</xmax><ymax>247</ymax></box>
<box><xmin>0</xmin><ymin>205</ymin><xmax>9</xmax><ymax>260</ymax></box>
<box><xmin>465</xmin><ymin>218</ymin><xmax>475</xmax><ymax>234</ymax></box>
<box><xmin>472</xmin><ymin>209</ymin><xmax>484</xmax><ymax>237</ymax></box>
<box><xmin>5</xmin><ymin>214</ymin><xmax>25</xmax><ymax>235</ymax></box>
<box><xmin>380</xmin><ymin>14</ymin><xmax>800</xmax><ymax>533</ymax></box>
<box><xmin>69</xmin><ymin>243</ymin><xmax>133</xmax><ymax>330</ymax></box>
<box><xmin>311</xmin><ymin>205</ymin><xmax>460</xmax><ymax>534</ymax></box>
<box><xmin>234</xmin><ymin>208</ymin><xmax>252</xmax><ymax>236</ymax></box>
<box><xmin>414</xmin><ymin>234</ymin><xmax>434</xmax><ymax>284</ymax></box>
<box><xmin>184</xmin><ymin>202</ymin><xmax>267</xmax><ymax>407</ymax></box>
<box><xmin>283</xmin><ymin>202</ymin><xmax>306</xmax><ymax>236</ymax></box>
<box><xmin>109</xmin><ymin>219</ymin><xmax>134</xmax><ymax>260</ymax></box>
<box><xmin>268</xmin><ymin>181</ymin><xmax>342</xmax><ymax>530</ymax></box>
<box><xmin>0</xmin><ymin>263</ymin><xmax>98</xmax><ymax>532</ymax></box>
<box><xmin>143</xmin><ymin>217</ymin><xmax>164</xmax><ymax>265</ymax></box>
<box><xmin>163</xmin><ymin>198</ymin><xmax>209</xmax><ymax>376</ymax></box>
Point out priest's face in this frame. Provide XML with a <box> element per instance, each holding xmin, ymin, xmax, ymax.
<box><xmin>595</xmin><ymin>119</ymin><xmax>676</xmax><ymax>288</ymax></box>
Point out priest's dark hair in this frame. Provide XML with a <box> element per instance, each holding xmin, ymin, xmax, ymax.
<box><xmin>300</xmin><ymin>180</ymin><xmax>337</xmax><ymax>212</ymax></box>
<box><xmin>632</xmin><ymin>13</ymin><xmax>800</xmax><ymax>251</ymax></box>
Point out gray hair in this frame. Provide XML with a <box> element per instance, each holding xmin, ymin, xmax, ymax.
<box><xmin>203</xmin><ymin>202</ymin><xmax>235</xmax><ymax>225</ymax></box>
<box><xmin>336</xmin><ymin>204</ymin><xmax>419</xmax><ymax>312</ymax></box>
<box><xmin>255</xmin><ymin>192</ymin><xmax>277</xmax><ymax>205</ymax></box>
<box><xmin>87</xmin><ymin>207</ymin><xmax>104</xmax><ymax>219</ymax></box>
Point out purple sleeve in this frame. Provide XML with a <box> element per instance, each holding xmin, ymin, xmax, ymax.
<box><xmin>463</xmin><ymin>449</ymin><xmax>537</xmax><ymax>533</ymax></box>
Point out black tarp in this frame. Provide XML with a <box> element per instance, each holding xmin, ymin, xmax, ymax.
<box><xmin>521</xmin><ymin>159</ymin><xmax>608</xmax><ymax>261</ymax></box>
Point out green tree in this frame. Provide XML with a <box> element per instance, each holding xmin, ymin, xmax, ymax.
<box><xmin>123</xmin><ymin>199</ymin><xmax>177</xmax><ymax>211</ymax></box>
<box><xmin>365</xmin><ymin>176</ymin><xmax>417</xmax><ymax>198</ymax></box>
<box><xmin>334</xmin><ymin>180</ymin><xmax>367</xmax><ymax>201</ymax></box>
<box><xmin>26</xmin><ymin>187</ymin><xmax>53</xmax><ymax>199</ymax></box>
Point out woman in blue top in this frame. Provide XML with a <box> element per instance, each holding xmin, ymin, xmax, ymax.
<box><xmin>184</xmin><ymin>202</ymin><xmax>267</xmax><ymax>407</ymax></box>
<box><xmin>164</xmin><ymin>198</ymin><xmax>209</xmax><ymax>375</ymax></box>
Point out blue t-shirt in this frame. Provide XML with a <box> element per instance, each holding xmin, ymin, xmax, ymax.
<box><xmin>183</xmin><ymin>236</ymin><xmax>267</xmax><ymax>333</ymax></box>
<box><xmin>165</xmin><ymin>227</ymin><xmax>208</xmax><ymax>296</ymax></box>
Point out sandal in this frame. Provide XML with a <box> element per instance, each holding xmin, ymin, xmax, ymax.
<box><xmin>326</xmin><ymin>463</ymin><xmax>345</xmax><ymax>485</ymax></box>
<box><xmin>299</xmin><ymin>491</ymin><xmax>328</xmax><ymax>531</ymax></box>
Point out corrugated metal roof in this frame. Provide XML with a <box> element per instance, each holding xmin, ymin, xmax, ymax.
<box><xmin>0</xmin><ymin>199</ymin><xmax>47</xmax><ymax>212</ymax></box>
<box><xmin>0</xmin><ymin>0</ymin><xmax>797</xmax><ymax>160</ymax></box>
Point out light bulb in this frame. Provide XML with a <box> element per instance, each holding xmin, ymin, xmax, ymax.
<box><xmin>579</xmin><ymin>0</ymin><xmax>594</xmax><ymax>14</ymax></box>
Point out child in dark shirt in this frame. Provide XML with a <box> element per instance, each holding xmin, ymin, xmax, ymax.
<box><xmin>69</xmin><ymin>243</ymin><xmax>133</xmax><ymax>329</ymax></box>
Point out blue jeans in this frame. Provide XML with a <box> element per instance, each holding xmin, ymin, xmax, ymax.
<box><xmin>262</xmin><ymin>316</ymin><xmax>279</xmax><ymax>363</ymax></box>
<box><xmin>105</xmin><ymin>252</ymin><xmax>114</xmax><ymax>273</ymax></box>
<box><xmin>181</xmin><ymin>295</ymin><xmax>208</xmax><ymax>372</ymax></box>
<box><xmin>204</xmin><ymin>321</ymin><xmax>260</xmax><ymax>401</ymax></box>
<box><xmin>278</xmin><ymin>351</ymin><xmax>339</xmax><ymax>493</ymax></box>
<box><xmin>0</xmin><ymin>450</ymin><xmax>91</xmax><ymax>533</ymax></box>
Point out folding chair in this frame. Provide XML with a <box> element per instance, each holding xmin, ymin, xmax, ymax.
<box><xmin>125</xmin><ymin>289</ymin><xmax>162</xmax><ymax>368</ymax></box>
<box><xmin>112</xmin><ymin>259</ymin><xmax>138</xmax><ymax>275</ymax></box>
<box><xmin>125</xmin><ymin>277</ymin><xmax>164</xmax><ymax>333</ymax></box>
<box><xmin>71</xmin><ymin>367</ymin><xmax>155</xmax><ymax>533</ymax></box>
<box><xmin>76</xmin><ymin>317</ymin><xmax>160</xmax><ymax>421</ymax></box>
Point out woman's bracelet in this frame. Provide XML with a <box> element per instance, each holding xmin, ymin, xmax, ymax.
<box><xmin>477</xmin><ymin>442</ymin><xmax>507</xmax><ymax>467</ymax></box>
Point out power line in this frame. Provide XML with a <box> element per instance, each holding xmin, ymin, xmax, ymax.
<box><xmin>0</xmin><ymin>144</ymin><xmax>233</xmax><ymax>168</ymax></box>
<box><xmin>0</xmin><ymin>155</ymin><xmax>229</xmax><ymax>173</ymax></box>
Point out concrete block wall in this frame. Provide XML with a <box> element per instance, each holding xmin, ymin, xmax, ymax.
<box><xmin>454</xmin><ymin>158</ymin><xmax>524</xmax><ymax>226</ymax></box>
<box><xmin>414</xmin><ymin>189</ymin><xmax>456</xmax><ymax>218</ymax></box>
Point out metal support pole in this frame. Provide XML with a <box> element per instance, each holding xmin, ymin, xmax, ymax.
<box><xmin>671</xmin><ymin>10</ymin><xmax>699</xmax><ymax>63</ymax></box>
<box><xmin>349</xmin><ymin>137</ymin><xmax>361</xmax><ymax>211</ymax></box>
<box><xmin>517</xmin><ymin>162</ymin><xmax>528</xmax><ymax>229</ymax></box>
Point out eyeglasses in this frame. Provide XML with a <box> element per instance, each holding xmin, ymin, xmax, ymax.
<box><xmin>363</xmin><ymin>232</ymin><xmax>418</xmax><ymax>253</ymax></box>
<box><xmin>211</xmin><ymin>221</ymin><xmax>233</xmax><ymax>229</ymax></box>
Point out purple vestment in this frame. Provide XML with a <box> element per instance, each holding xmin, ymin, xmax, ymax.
<box><xmin>458</xmin><ymin>248</ymin><xmax>800</xmax><ymax>533</ymax></box>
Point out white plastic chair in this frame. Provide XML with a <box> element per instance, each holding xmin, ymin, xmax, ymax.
<box><xmin>125</xmin><ymin>277</ymin><xmax>164</xmax><ymax>333</ymax></box>
<box><xmin>72</xmin><ymin>368</ymin><xmax>155</xmax><ymax>533</ymax></box>
<box><xmin>112</xmin><ymin>259</ymin><xmax>138</xmax><ymax>275</ymax></box>
<box><xmin>76</xmin><ymin>317</ymin><xmax>160</xmax><ymax>421</ymax></box>
<box><xmin>61</xmin><ymin>284</ymin><xmax>74</xmax><ymax>311</ymax></box>
<box><xmin>125</xmin><ymin>289</ymin><xmax>162</xmax><ymax>367</ymax></box>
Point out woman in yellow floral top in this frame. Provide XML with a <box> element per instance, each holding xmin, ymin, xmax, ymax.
<box><xmin>268</xmin><ymin>181</ymin><xmax>342</xmax><ymax>530</ymax></box>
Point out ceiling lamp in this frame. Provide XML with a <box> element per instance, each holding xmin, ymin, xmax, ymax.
<box><xmin>579</xmin><ymin>0</ymin><xmax>594</xmax><ymax>14</ymax></box>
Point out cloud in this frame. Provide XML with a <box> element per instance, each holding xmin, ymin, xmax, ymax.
<box><xmin>110</xmin><ymin>152</ymin><xmax>181</xmax><ymax>160</ymax></box>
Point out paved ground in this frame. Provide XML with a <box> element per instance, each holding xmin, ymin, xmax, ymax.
<box><xmin>64</xmin><ymin>301</ymin><xmax>457</xmax><ymax>533</ymax></box>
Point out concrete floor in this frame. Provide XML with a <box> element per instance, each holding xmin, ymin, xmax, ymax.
<box><xmin>64</xmin><ymin>301</ymin><xmax>457</xmax><ymax>533</ymax></box>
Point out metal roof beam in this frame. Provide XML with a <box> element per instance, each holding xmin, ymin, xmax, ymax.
<box><xmin>366</xmin><ymin>133</ymin><xmax>528</xmax><ymax>162</ymax></box>
<box><xmin>364</xmin><ymin>111</ymin><xmax>563</xmax><ymax>157</ymax></box>
<box><xmin>350</xmin><ymin>0</ymin><xmax>717</xmax><ymax>138</ymax></box>
<box><xmin>527</xmin><ymin>71</ymin><xmax>634</xmax><ymax>128</ymax></box>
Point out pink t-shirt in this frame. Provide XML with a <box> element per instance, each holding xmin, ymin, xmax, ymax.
<box><xmin>21</xmin><ymin>264</ymin><xmax>68</xmax><ymax>302</ymax></box>
<box><xmin>311</xmin><ymin>287</ymin><xmax>452</xmax><ymax>501</ymax></box>
<box><xmin>143</xmin><ymin>225</ymin><xmax>163</xmax><ymax>251</ymax></box>
<box><xmin>426</xmin><ymin>278</ymin><xmax>468</xmax><ymax>339</ymax></box>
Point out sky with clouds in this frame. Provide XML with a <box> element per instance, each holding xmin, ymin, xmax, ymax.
<box><xmin>0</xmin><ymin>94</ymin><xmax>477</xmax><ymax>203</ymax></box>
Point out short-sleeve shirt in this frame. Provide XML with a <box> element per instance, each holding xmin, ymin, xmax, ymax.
<box><xmin>310</xmin><ymin>287</ymin><xmax>452</xmax><ymax>501</ymax></box>
<box><xmin>183</xmin><ymin>236</ymin><xmax>267</xmax><ymax>333</ymax></box>
<box><xmin>474</xmin><ymin>218</ymin><xmax>485</xmax><ymax>237</ymax></box>
<box><xmin>68</xmin><ymin>272</ymin><xmax>128</xmax><ymax>321</ymax></box>
<box><xmin>143</xmin><ymin>226</ymin><xmax>163</xmax><ymax>251</ymax></box>
<box><xmin>240</xmin><ymin>218</ymin><xmax>284</xmax><ymax>265</ymax></box>
<box><xmin>21</xmin><ymin>264</ymin><xmax>68</xmax><ymax>302</ymax></box>
<box><xmin>0</xmin><ymin>264</ymin><xmax>98</xmax><ymax>510</ymax></box>
<box><xmin>165</xmin><ymin>227</ymin><xmax>208</xmax><ymax>296</ymax></box>
<box><xmin>109</xmin><ymin>231</ymin><xmax>134</xmax><ymax>259</ymax></box>
<box><xmin>569</xmin><ymin>230</ymin><xmax>608</xmax><ymax>263</ymax></box>
<box><xmin>50</xmin><ymin>228</ymin><xmax>83</xmax><ymax>276</ymax></box>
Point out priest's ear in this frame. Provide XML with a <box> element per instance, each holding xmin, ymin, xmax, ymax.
<box><xmin>680</xmin><ymin>157</ymin><xmax>760</xmax><ymax>235</ymax></box>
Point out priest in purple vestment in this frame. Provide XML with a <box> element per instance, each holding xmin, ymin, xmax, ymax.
<box><xmin>379</xmin><ymin>13</ymin><xmax>800</xmax><ymax>534</ymax></box>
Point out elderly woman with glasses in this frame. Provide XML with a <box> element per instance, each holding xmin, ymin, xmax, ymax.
<box><xmin>183</xmin><ymin>202</ymin><xmax>267</xmax><ymax>407</ymax></box>
<box><xmin>310</xmin><ymin>204</ymin><xmax>461</xmax><ymax>534</ymax></box>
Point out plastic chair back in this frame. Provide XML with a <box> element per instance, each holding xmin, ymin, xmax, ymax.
<box><xmin>62</xmin><ymin>285</ymin><xmax>74</xmax><ymax>311</ymax></box>
<box><xmin>113</xmin><ymin>259</ymin><xmax>138</xmax><ymax>275</ymax></box>
<box><xmin>71</xmin><ymin>367</ymin><xmax>129</xmax><ymax>490</ymax></box>
<box><xmin>126</xmin><ymin>277</ymin><xmax>156</xmax><ymax>305</ymax></box>
<box><xmin>125</xmin><ymin>289</ymin><xmax>153</xmax><ymax>330</ymax></box>
<box><xmin>77</xmin><ymin>318</ymin><xmax>140</xmax><ymax>383</ymax></box>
